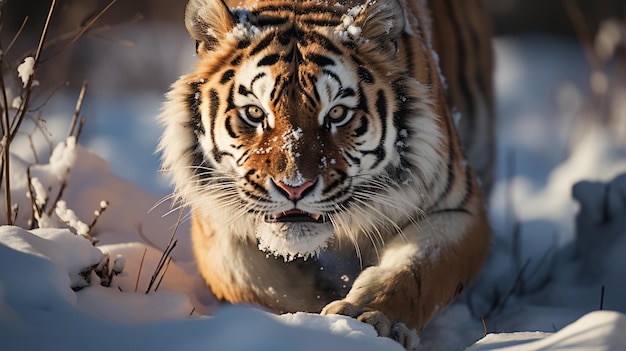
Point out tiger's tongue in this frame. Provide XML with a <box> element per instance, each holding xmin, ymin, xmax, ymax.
<box><xmin>283</xmin><ymin>209</ymin><xmax>305</xmax><ymax>216</ymax></box>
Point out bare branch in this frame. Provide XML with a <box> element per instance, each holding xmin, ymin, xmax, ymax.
<box><xmin>145</xmin><ymin>208</ymin><xmax>183</xmax><ymax>294</ymax></box>
<box><xmin>27</xmin><ymin>134</ymin><xmax>39</xmax><ymax>164</ymax></box>
<box><xmin>562</xmin><ymin>0</ymin><xmax>600</xmax><ymax>70</ymax></box>
<box><xmin>75</xmin><ymin>116</ymin><xmax>86</xmax><ymax>143</ymax></box>
<box><xmin>135</xmin><ymin>248</ymin><xmax>148</xmax><ymax>292</ymax></box>
<box><xmin>4</xmin><ymin>17</ymin><xmax>29</xmax><ymax>56</ymax></box>
<box><xmin>87</xmin><ymin>200</ymin><xmax>109</xmax><ymax>231</ymax></box>
<box><xmin>68</xmin><ymin>81</ymin><xmax>88</xmax><ymax>139</ymax></box>
<box><xmin>43</xmin><ymin>0</ymin><xmax>119</xmax><ymax>63</ymax></box>
<box><xmin>26</xmin><ymin>166</ymin><xmax>39</xmax><ymax>229</ymax></box>
<box><xmin>9</xmin><ymin>0</ymin><xmax>58</xmax><ymax>140</ymax></box>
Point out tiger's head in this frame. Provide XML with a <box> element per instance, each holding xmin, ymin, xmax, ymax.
<box><xmin>159</xmin><ymin>0</ymin><xmax>442</xmax><ymax>260</ymax></box>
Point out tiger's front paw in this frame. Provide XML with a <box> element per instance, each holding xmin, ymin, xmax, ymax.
<box><xmin>321</xmin><ymin>300</ymin><xmax>418</xmax><ymax>350</ymax></box>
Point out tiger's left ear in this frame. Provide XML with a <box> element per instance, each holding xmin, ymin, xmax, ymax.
<box><xmin>185</xmin><ymin>0</ymin><xmax>236</xmax><ymax>52</ymax></box>
<box><xmin>354</xmin><ymin>0</ymin><xmax>405</xmax><ymax>42</ymax></box>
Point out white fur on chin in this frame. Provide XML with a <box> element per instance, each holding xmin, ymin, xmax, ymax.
<box><xmin>255</xmin><ymin>221</ymin><xmax>334</xmax><ymax>262</ymax></box>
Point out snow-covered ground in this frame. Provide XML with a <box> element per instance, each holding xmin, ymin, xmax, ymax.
<box><xmin>1</xmin><ymin>34</ymin><xmax>626</xmax><ymax>350</ymax></box>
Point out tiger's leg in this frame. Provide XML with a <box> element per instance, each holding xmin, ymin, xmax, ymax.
<box><xmin>321</xmin><ymin>205</ymin><xmax>490</xmax><ymax>349</ymax></box>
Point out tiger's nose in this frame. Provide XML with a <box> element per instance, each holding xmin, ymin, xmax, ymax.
<box><xmin>275</xmin><ymin>180</ymin><xmax>315</xmax><ymax>200</ymax></box>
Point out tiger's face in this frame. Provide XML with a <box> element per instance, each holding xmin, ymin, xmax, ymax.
<box><xmin>162</xmin><ymin>1</ymin><xmax>425</xmax><ymax>260</ymax></box>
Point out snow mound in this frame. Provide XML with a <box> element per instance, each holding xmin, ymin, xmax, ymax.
<box><xmin>468</xmin><ymin>310</ymin><xmax>626</xmax><ymax>351</ymax></box>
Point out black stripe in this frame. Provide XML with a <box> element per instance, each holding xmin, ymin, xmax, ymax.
<box><xmin>352</xmin><ymin>115</ymin><xmax>368</xmax><ymax>137</ymax></box>
<box><xmin>298</xmin><ymin>30</ymin><xmax>342</xmax><ymax>56</ymax></box>
<box><xmin>250</xmin><ymin>72</ymin><xmax>267</xmax><ymax>91</ymax></box>
<box><xmin>244</xmin><ymin>170</ymin><xmax>269</xmax><ymax>195</ymax></box>
<box><xmin>428</xmin><ymin>208</ymin><xmax>471</xmax><ymax>215</ymax></box>
<box><xmin>253</xmin><ymin>4</ymin><xmax>340</xmax><ymax>16</ymax></box>
<box><xmin>339</xmin><ymin>87</ymin><xmax>356</xmax><ymax>98</ymax></box>
<box><xmin>188</xmin><ymin>81</ymin><xmax>204</xmax><ymax>134</ymax></box>
<box><xmin>189</xmin><ymin>143</ymin><xmax>206</xmax><ymax>173</ymax></box>
<box><xmin>238</xmin><ymin>85</ymin><xmax>252</xmax><ymax>97</ymax></box>
<box><xmin>226</xmin><ymin>85</ymin><xmax>237</xmax><ymax>111</ymax></box>
<box><xmin>270</xmin><ymin>75</ymin><xmax>289</xmax><ymax>102</ymax></box>
<box><xmin>357</xmin><ymin>83</ymin><xmax>369</xmax><ymax>112</ymax></box>
<box><xmin>323</xmin><ymin>179</ymin><xmax>343</xmax><ymax>196</ymax></box>
<box><xmin>401</xmin><ymin>25</ymin><xmax>415</xmax><ymax>76</ymax></box>
<box><xmin>458</xmin><ymin>163</ymin><xmax>474</xmax><ymax>208</ymax></box>
<box><xmin>231</xmin><ymin>55</ymin><xmax>243</xmax><ymax>66</ymax></box>
<box><xmin>209</xmin><ymin>89</ymin><xmax>232</xmax><ymax>163</ymax></box>
<box><xmin>410</xmin><ymin>265</ymin><xmax>423</xmax><ymax>301</ymax></box>
<box><xmin>350</xmin><ymin>54</ymin><xmax>364</xmax><ymax>66</ymax></box>
<box><xmin>444</xmin><ymin>0</ymin><xmax>475</xmax><ymax>135</ymax></box>
<box><xmin>255</xmin><ymin>16</ymin><xmax>289</xmax><ymax>27</ymax></box>
<box><xmin>298</xmin><ymin>74</ymin><xmax>318</xmax><ymax>108</ymax></box>
<box><xmin>301</xmin><ymin>18</ymin><xmax>342</xmax><ymax>27</ymax></box>
<box><xmin>251</xmin><ymin>4</ymin><xmax>295</xmax><ymax>13</ymax></box>
<box><xmin>237</xmin><ymin>39</ymin><xmax>251</xmax><ymax>50</ymax></box>
<box><xmin>322</xmin><ymin>169</ymin><xmax>348</xmax><ymax>195</ymax></box>
<box><xmin>278</xmin><ymin>27</ymin><xmax>294</xmax><ymax>45</ymax></box>
<box><xmin>250</xmin><ymin>34</ymin><xmax>274</xmax><ymax>56</ymax></box>
<box><xmin>220</xmin><ymin>70</ymin><xmax>235</xmax><ymax>84</ymax></box>
<box><xmin>357</xmin><ymin>66</ymin><xmax>374</xmax><ymax>84</ymax></box>
<box><xmin>312</xmin><ymin>81</ymin><xmax>321</xmax><ymax>103</ymax></box>
<box><xmin>307</xmin><ymin>53</ymin><xmax>335</xmax><ymax>67</ymax></box>
<box><xmin>322</xmin><ymin>68</ymin><xmax>341</xmax><ymax>85</ymax></box>
<box><xmin>297</xmin><ymin>5</ymin><xmax>342</xmax><ymax>15</ymax></box>
<box><xmin>375</xmin><ymin>89</ymin><xmax>387</xmax><ymax>120</ymax></box>
<box><xmin>300</xmin><ymin>89</ymin><xmax>319</xmax><ymax>109</ymax></box>
<box><xmin>362</xmin><ymin>90</ymin><xmax>388</xmax><ymax>168</ymax></box>
<box><xmin>224</xmin><ymin>116</ymin><xmax>238</xmax><ymax>139</ymax></box>
<box><xmin>430</xmin><ymin>108</ymin><xmax>456</xmax><ymax>209</ymax></box>
<box><xmin>258</xmin><ymin>53</ymin><xmax>281</xmax><ymax>67</ymax></box>
<box><xmin>236</xmin><ymin>149</ymin><xmax>251</xmax><ymax>167</ymax></box>
<box><xmin>343</xmin><ymin>151</ymin><xmax>361</xmax><ymax>166</ymax></box>
<box><xmin>243</xmin><ymin>190</ymin><xmax>270</xmax><ymax>202</ymax></box>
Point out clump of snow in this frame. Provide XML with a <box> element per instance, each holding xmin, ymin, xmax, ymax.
<box><xmin>17</xmin><ymin>56</ymin><xmax>35</xmax><ymax>87</ymax></box>
<box><xmin>334</xmin><ymin>5</ymin><xmax>366</xmax><ymax>41</ymax></box>
<box><xmin>282</xmin><ymin>170</ymin><xmax>306</xmax><ymax>187</ymax></box>
<box><xmin>11</xmin><ymin>96</ymin><xmax>22</xmax><ymax>109</ymax></box>
<box><xmin>56</xmin><ymin>200</ymin><xmax>90</xmax><ymax>236</ymax></box>
<box><xmin>228</xmin><ymin>23</ymin><xmax>262</xmax><ymax>40</ymax></box>
<box><xmin>227</xmin><ymin>10</ymin><xmax>262</xmax><ymax>41</ymax></box>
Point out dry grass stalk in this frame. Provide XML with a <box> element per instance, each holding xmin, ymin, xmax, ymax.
<box><xmin>145</xmin><ymin>208</ymin><xmax>183</xmax><ymax>294</ymax></box>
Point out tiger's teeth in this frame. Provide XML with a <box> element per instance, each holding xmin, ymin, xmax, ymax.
<box><xmin>310</xmin><ymin>214</ymin><xmax>321</xmax><ymax>221</ymax></box>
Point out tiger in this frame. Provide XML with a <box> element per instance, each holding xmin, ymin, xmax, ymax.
<box><xmin>158</xmin><ymin>0</ymin><xmax>494</xmax><ymax>349</ymax></box>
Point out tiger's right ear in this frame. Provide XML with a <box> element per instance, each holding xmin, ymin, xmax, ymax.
<box><xmin>185</xmin><ymin>0</ymin><xmax>236</xmax><ymax>52</ymax></box>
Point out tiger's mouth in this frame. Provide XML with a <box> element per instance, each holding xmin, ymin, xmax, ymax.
<box><xmin>265</xmin><ymin>209</ymin><xmax>326</xmax><ymax>223</ymax></box>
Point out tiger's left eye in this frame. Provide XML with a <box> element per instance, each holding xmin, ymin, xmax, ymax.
<box><xmin>326</xmin><ymin>105</ymin><xmax>348</xmax><ymax>124</ymax></box>
<box><xmin>328</xmin><ymin>105</ymin><xmax>346</xmax><ymax>121</ymax></box>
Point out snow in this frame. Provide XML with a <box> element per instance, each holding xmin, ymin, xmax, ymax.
<box><xmin>467</xmin><ymin>311</ymin><xmax>626</xmax><ymax>350</ymax></box>
<box><xmin>256</xmin><ymin>220</ymin><xmax>331</xmax><ymax>261</ymax></box>
<box><xmin>1</xmin><ymin>33</ymin><xmax>626</xmax><ymax>351</ymax></box>
<box><xmin>55</xmin><ymin>200</ymin><xmax>90</xmax><ymax>236</ymax></box>
<box><xmin>335</xmin><ymin>5</ymin><xmax>366</xmax><ymax>41</ymax></box>
<box><xmin>17</xmin><ymin>56</ymin><xmax>35</xmax><ymax>87</ymax></box>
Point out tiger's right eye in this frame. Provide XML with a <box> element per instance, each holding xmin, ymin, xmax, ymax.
<box><xmin>243</xmin><ymin>105</ymin><xmax>266</xmax><ymax>125</ymax></box>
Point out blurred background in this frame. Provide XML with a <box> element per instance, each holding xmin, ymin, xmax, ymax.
<box><xmin>1</xmin><ymin>0</ymin><xmax>625</xmax><ymax>195</ymax></box>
